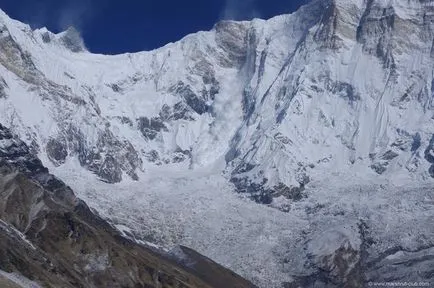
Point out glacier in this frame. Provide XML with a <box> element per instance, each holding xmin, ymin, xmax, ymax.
<box><xmin>0</xmin><ymin>0</ymin><xmax>433</xmax><ymax>287</ymax></box>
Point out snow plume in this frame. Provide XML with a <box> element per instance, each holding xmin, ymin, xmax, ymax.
<box><xmin>55</xmin><ymin>0</ymin><xmax>96</xmax><ymax>52</ymax></box>
<box><xmin>60</xmin><ymin>26</ymin><xmax>87</xmax><ymax>52</ymax></box>
<box><xmin>221</xmin><ymin>0</ymin><xmax>260</xmax><ymax>20</ymax></box>
<box><xmin>57</xmin><ymin>0</ymin><xmax>92</xmax><ymax>32</ymax></box>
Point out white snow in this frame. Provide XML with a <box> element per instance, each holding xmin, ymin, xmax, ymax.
<box><xmin>51</xmin><ymin>158</ymin><xmax>434</xmax><ymax>287</ymax></box>
<box><xmin>0</xmin><ymin>1</ymin><xmax>433</xmax><ymax>287</ymax></box>
<box><xmin>0</xmin><ymin>270</ymin><xmax>41</xmax><ymax>288</ymax></box>
<box><xmin>0</xmin><ymin>220</ymin><xmax>36</xmax><ymax>251</ymax></box>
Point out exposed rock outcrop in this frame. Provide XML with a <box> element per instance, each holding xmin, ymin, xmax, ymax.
<box><xmin>0</xmin><ymin>124</ymin><xmax>255</xmax><ymax>288</ymax></box>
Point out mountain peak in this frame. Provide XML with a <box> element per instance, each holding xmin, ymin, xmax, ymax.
<box><xmin>58</xmin><ymin>26</ymin><xmax>87</xmax><ymax>52</ymax></box>
<box><xmin>0</xmin><ymin>2</ymin><xmax>433</xmax><ymax>287</ymax></box>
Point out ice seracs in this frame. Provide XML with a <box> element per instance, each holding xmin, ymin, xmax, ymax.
<box><xmin>0</xmin><ymin>1</ymin><xmax>433</xmax><ymax>287</ymax></box>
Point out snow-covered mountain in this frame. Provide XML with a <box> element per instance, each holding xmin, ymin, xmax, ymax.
<box><xmin>0</xmin><ymin>0</ymin><xmax>433</xmax><ymax>287</ymax></box>
<box><xmin>0</xmin><ymin>124</ymin><xmax>254</xmax><ymax>288</ymax></box>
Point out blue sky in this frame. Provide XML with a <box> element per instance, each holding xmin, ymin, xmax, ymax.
<box><xmin>1</xmin><ymin>0</ymin><xmax>308</xmax><ymax>54</ymax></box>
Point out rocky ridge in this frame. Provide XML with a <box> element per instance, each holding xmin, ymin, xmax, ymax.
<box><xmin>0</xmin><ymin>123</ymin><xmax>255</xmax><ymax>288</ymax></box>
<box><xmin>0</xmin><ymin>0</ymin><xmax>433</xmax><ymax>287</ymax></box>
<box><xmin>0</xmin><ymin>1</ymin><xmax>432</xmax><ymax>207</ymax></box>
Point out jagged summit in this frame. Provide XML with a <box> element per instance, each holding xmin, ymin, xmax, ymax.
<box><xmin>0</xmin><ymin>9</ymin><xmax>86</xmax><ymax>54</ymax></box>
<box><xmin>0</xmin><ymin>1</ymin><xmax>433</xmax><ymax>287</ymax></box>
<box><xmin>57</xmin><ymin>26</ymin><xmax>87</xmax><ymax>52</ymax></box>
<box><xmin>0</xmin><ymin>0</ymin><xmax>432</xmax><ymax>208</ymax></box>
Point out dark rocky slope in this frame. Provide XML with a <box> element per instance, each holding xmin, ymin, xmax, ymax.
<box><xmin>0</xmin><ymin>124</ymin><xmax>255</xmax><ymax>288</ymax></box>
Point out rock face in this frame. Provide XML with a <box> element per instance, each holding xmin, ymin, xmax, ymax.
<box><xmin>0</xmin><ymin>1</ymin><xmax>433</xmax><ymax>287</ymax></box>
<box><xmin>0</xmin><ymin>124</ymin><xmax>255</xmax><ymax>288</ymax></box>
<box><xmin>0</xmin><ymin>0</ymin><xmax>432</xmax><ymax>198</ymax></box>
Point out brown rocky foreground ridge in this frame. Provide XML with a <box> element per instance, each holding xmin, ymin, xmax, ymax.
<box><xmin>0</xmin><ymin>123</ymin><xmax>256</xmax><ymax>288</ymax></box>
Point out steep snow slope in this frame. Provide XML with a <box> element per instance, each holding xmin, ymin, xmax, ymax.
<box><xmin>0</xmin><ymin>0</ymin><xmax>433</xmax><ymax>287</ymax></box>
<box><xmin>0</xmin><ymin>124</ymin><xmax>255</xmax><ymax>288</ymax></box>
<box><xmin>50</xmin><ymin>157</ymin><xmax>434</xmax><ymax>288</ymax></box>
<box><xmin>0</xmin><ymin>0</ymin><xmax>433</xmax><ymax>201</ymax></box>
